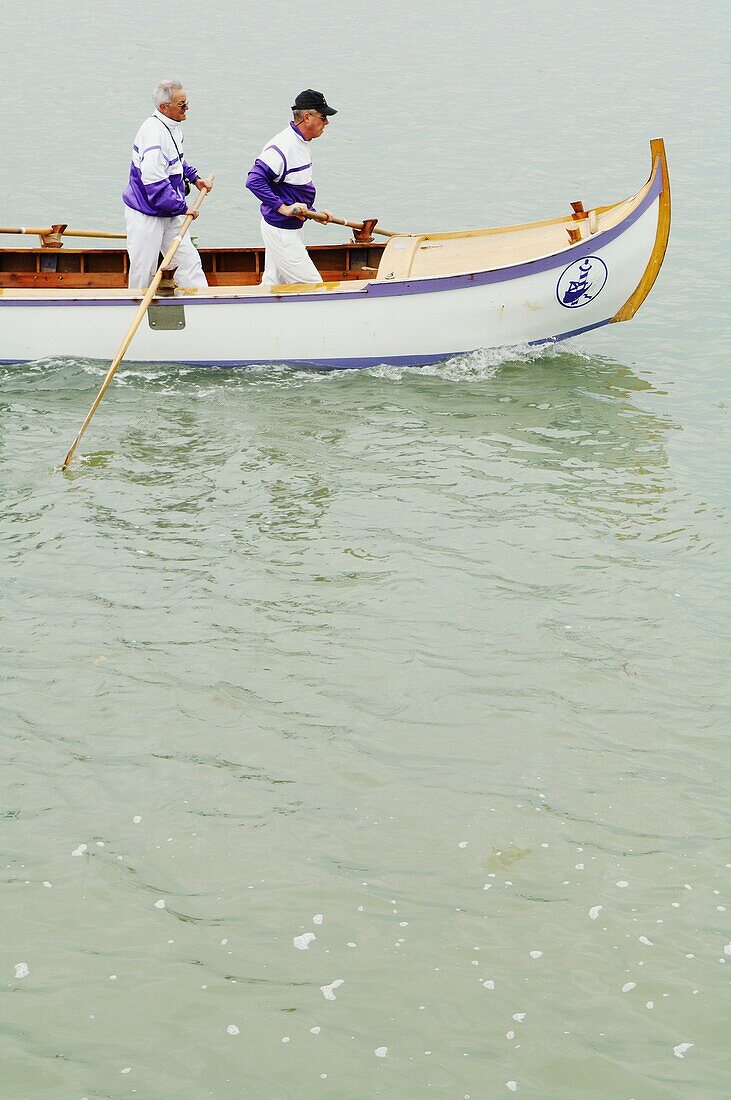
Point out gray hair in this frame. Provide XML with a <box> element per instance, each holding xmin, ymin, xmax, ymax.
<box><xmin>153</xmin><ymin>80</ymin><xmax>184</xmax><ymax>108</ymax></box>
<box><xmin>293</xmin><ymin>108</ymin><xmax>307</xmax><ymax>123</ymax></box>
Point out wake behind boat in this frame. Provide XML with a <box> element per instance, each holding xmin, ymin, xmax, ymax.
<box><xmin>0</xmin><ymin>140</ymin><xmax>670</xmax><ymax>369</ymax></box>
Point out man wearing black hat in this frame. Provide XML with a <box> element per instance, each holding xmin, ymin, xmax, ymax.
<box><xmin>246</xmin><ymin>90</ymin><xmax>336</xmax><ymax>285</ymax></box>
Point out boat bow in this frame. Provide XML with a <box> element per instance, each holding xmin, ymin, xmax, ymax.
<box><xmin>612</xmin><ymin>138</ymin><xmax>671</xmax><ymax>322</ymax></box>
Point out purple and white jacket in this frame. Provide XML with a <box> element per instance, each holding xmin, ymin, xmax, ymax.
<box><xmin>246</xmin><ymin>122</ymin><xmax>316</xmax><ymax>230</ymax></box>
<box><xmin>122</xmin><ymin>110</ymin><xmax>199</xmax><ymax>218</ymax></box>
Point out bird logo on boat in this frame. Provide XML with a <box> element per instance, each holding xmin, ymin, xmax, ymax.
<box><xmin>556</xmin><ymin>256</ymin><xmax>608</xmax><ymax>308</ymax></box>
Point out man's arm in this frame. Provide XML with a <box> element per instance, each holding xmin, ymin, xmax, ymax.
<box><xmin>182</xmin><ymin>159</ymin><xmax>199</xmax><ymax>184</ymax></box>
<box><xmin>246</xmin><ymin>159</ymin><xmax>292</xmax><ymax>215</ymax></box>
<box><xmin>246</xmin><ymin>160</ymin><xmax>323</xmax><ymax>219</ymax></box>
<box><xmin>183</xmin><ymin>161</ymin><xmax>213</xmax><ymax>192</ymax></box>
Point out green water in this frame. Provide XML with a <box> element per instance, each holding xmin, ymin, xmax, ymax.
<box><xmin>2</xmin><ymin>2</ymin><xmax>731</xmax><ymax>1097</ymax></box>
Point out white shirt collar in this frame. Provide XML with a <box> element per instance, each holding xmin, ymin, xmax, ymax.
<box><xmin>154</xmin><ymin>109</ymin><xmax>179</xmax><ymax>130</ymax></box>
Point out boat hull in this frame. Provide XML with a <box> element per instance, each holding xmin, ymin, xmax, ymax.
<box><xmin>0</xmin><ymin>147</ymin><xmax>667</xmax><ymax>369</ymax></box>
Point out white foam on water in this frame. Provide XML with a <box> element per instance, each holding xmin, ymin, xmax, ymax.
<box><xmin>375</xmin><ymin>1046</ymin><xmax>388</xmax><ymax>1057</ymax></box>
<box><xmin>724</xmin><ymin>943</ymin><xmax>731</xmax><ymax>955</ymax></box>
<box><xmin>506</xmin><ymin>1082</ymin><xmax>518</xmax><ymax>1092</ymax></box>
<box><xmin>622</xmin><ymin>982</ymin><xmax>636</xmax><ymax>993</ymax></box>
<box><xmin>227</xmin><ymin>1025</ymin><xmax>240</xmax><ymax>1036</ymax></box>
<box><xmin>154</xmin><ymin>899</ymin><xmax>166</xmax><ymax>909</ymax></box>
<box><xmin>71</xmin><ymin>844</ymin><xmax>87</xmax><ymax>857</ymax></box>
<box><xmin>673</xmin><ymin>1043</ymin><xmax>693</xmax><ymax>1059</ymax></box>
<box><xmin>529</xmin><ymin>951</ymin><xmax>543</xmax><ymax>959</ymax></box>
<box><xmin>14</xmin><ymin>963</ymin><xmax>29</xmax><ymax>979</ymax></box>
<box><xmin>639</xmin><ymin>936</ymin><xmax>654</xmax><ymax>946</ymax></box>
<box><xmin>616</xmin><ymin>881</ymin><xmax>629</xmax><ymax>888</ymax></box>
<box><xmin>512</xmin><ymin>1013</ymin><xmax>526</xmax><ymax>1022</ymax></box>
<box><xmin>321</xmin><ymin>979</ymin><xmax>344</xmax><ymax>1000</ymax></box>
<box><xmin>132</xmin><ymin>816</ymin><xmax>142</xmax><ymax>823</ymax></box>
<box><xmin>369</xmin><ymin>342</ymin><xmax>564</xmax><ymax>384</ymax></box>
<box><xmin>483</xmin><ymin>980</ymin><xmax>495</xmax><ymax>989</ymax></box>
<box><xmin>589</xmin><ymin>906</ymin><xmax>603</xmax><ymax>919</ymax></box>
<box><xmin>310</xmin><ymin>1026</ymin><xmax>321</xmax><ymax>1034</ymax></box>
<box><xmin>294</xmin><ymin>933</ymin><xmax>316</xmax><ymax>950</ymax></box>
<box><xmin>313</xmin><ymin>914</ymin><xmax>324</xmax><ymax>925</ymax></box>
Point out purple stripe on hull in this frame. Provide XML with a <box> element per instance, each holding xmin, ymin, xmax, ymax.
<box><xmin>0</xmin><ymin>317</ymin><xmax>613</xmax><ymax>370</ymax></box>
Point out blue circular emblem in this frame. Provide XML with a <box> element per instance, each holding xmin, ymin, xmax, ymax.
<box><xmin>556</xmin><ymin>255</ymin><xmax>608</xmax><ymax>308</ymax></box>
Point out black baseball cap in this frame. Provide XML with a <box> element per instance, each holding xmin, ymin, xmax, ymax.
<box><xmin>291</xmin><ymin>89</ymin><xmax>337</xmax><ymax>116</ymax></box>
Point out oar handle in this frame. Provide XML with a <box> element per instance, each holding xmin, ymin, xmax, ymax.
<box><xmin>64</xmin><ymin>229</ymin><xmax>128</xmax><ymax>240</ymax></box>
<box><xmin>302</xmin><ymin>210</ymin><xmax>400</xmax><ymax>238</ymax></box>
<box><xmin>61</xmin><ymin>178</ymin><xmax>214</xmax><ymax>471</ymax></box>
<box><xmin>0</xmin><ymin>226</ymin><xmax>127</xmax><ymax>240</ymax></box>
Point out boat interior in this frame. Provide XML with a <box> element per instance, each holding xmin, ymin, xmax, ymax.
<box><xmin>0</xmin><ymin>144</ymin><xmax>662</xmax><ymax>292</ymax></box>
<box><xmin>0</xmin><ymin>241</ymin><xmax>387</xmax><ymax>290</ymax></box>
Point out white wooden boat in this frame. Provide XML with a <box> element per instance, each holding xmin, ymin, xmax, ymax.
<box><xmin>0</xmin><ymin>140</ymin><xmax>670</xmax><ymax>369</ymax></box>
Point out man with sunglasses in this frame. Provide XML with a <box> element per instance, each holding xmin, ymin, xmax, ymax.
<box><xmin>123</xmin><ymin>80</ymin><xmax>213</xmax><ymax>290</ymax></box>
<box><xmin>246</xmin><ymin>90</ymin><xmax>336</xmax><ymax>286</ymax></box>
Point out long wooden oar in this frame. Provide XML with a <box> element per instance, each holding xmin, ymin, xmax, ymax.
<box><xmin>0</xmin><ymin>226</ymin><xmax>126</xmax><ymax>240</ymax></box>
<box><xmin>302</xmin><ymin>210</ymin><xmax>402</xmax><ymax>238</ymax></box>
<box><xmin>61</xmin><ymin>178</ymin><xmax>213</xmax><ymax>471</ymax></box>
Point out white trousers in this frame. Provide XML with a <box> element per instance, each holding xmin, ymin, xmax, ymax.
<box><xmin>260</xmin><ymin>218</ymin><xmax>322</xmax><ymax>286</ymax></box>
<box><xmin>125</xmin><ymin>206</ymin><xmax>207</xmax><ymax>290</ymax></box>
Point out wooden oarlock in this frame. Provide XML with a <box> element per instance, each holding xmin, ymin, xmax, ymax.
<box><xmin>566</xmin><ymin>200</ymin><xmax>598</xmax><ymax>243</ymax></box>
<box><xmin>39</xmin><ymin>224</ymin><xmax>67</xmax><ymax>248</ymax></box>
<box><xmin>353</xmin><ymin>218</ymin><xmax>378</xmax><ymax>243</ymax></box>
